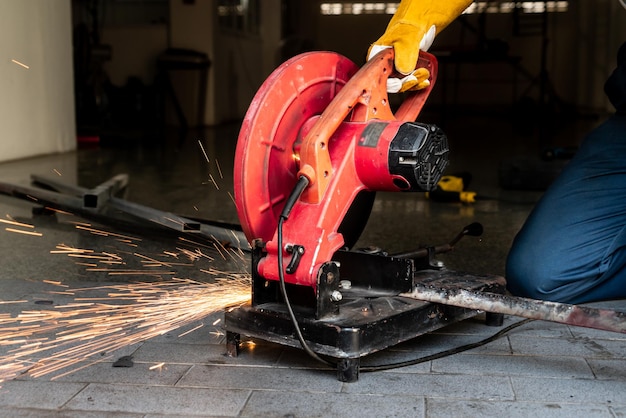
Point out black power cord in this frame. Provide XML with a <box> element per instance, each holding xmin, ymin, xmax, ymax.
<box><xmin>360</xmin><ymin>318</ymin><xmax>533</xmax><ymax>372</ymax></box>
<box><xmin>277</xmin><ymin>176</ymin><xmax>335</xmax><ymax>367</ymax></box>
<box><xmin>276</xmin><ymin>176</ymin><xmax>534</xmax><ymax>373</ymax></box>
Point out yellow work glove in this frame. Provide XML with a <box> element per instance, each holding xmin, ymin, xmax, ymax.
<box><xmin>368</xmin><ymin>0</ymin><xmax>473</xmax><ymax>92</ymax></box>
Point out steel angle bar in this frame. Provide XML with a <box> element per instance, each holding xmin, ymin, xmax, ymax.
<box><xmin>84</xmin><ymin>174</ymin><xmax>128</xmax><ymax>209</ymax></box>
<box><xmin>0</xmin><ymin>176</ymin><xmax>249</xmax><ymax>251</ymax></box>
<box><xmin>31</xmin><ymin>173</ymin><xmax>129</xmax><ymax>209</ymax></box>
<box><xmin>30</xmin><ymin>174</ymin><xmax>88</xmax><ymax>197</ymax></box>
<box><xmin>0</xmin><ymin>180</ymin><xmax>85</xmax><ymax>210</ymax></box>
<box><xmin>403</xmin><ymin>283</ymin><xmax>626</xmax><ymax>334</ymax></box>
<box><xmin>105</xmin><ymin>196</ymin><xmax>249</xmax><ymax>250</ymax></box>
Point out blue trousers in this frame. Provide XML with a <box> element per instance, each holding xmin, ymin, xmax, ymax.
<box><xmin>506</xmin><ymin>114</ymin><xmax>626</xmax><ymax>304</ymax></box>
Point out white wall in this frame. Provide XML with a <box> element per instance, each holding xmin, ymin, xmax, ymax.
<box><xmin>0</xmin><ymin>0</ymin><xmax>75</xmax><ymax>162</ymax></box>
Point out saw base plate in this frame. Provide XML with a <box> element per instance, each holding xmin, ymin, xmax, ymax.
<box><xmin>224</xmin><ymin>269</ymin><xmax>505</xmax><ymax>382</ymax></box>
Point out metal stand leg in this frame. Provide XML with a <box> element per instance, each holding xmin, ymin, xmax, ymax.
<box><xmin>225</xmin><ymin>331</ymin><xmax>240</xmax><ymax>357</ymax></box>
<box><xmin>337</xmin><ymin>357</ymin><xmax>360</xmax><ymax>382</ymax></box>
<box><xmin>485</xmin><ymin>312</ymin><xmax>504</xmax><ymax>327</ymax></box>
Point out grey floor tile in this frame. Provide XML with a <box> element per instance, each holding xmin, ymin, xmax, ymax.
<box><xmin>587</xmin><ymin>359</ymin><xmax>626</xmax><ymax>380</ymax></box>
<box><xmin>64</xmin><ymin>383</ymin><xmax>251</xmax><ymax>416</ymax></box>
<box><xmin>241</xmin><ymin>391</ymin><xmax>425</xmax><ymax>418</ymax></box>
<box><xmin>133</xmin><ymin>341</ymin><xmax>226</xmax><ymax>364</ymax></box>
<box><xmin>611</xmin><ymin>405</ymin><xmax>626</xmax><ymax>417</ymax></box>
<box><xmin>510</xmin><ymin>319</ymin><xmax>574</xmax><ymax>339</ymax></box>
<box><xmin>0</xmin><ymin>380</ymin><xmax>87</xmax><ymax>410</ymax></box>
<box><xmin>431</xmin><ymin>353</ymin><xmax>595</xmax><ymax>379</ymax></box>
<box><xmin>177</xmin><ymin>364</ymin><xmax>342</xmax><ymax>392</ymax></box>
<box><xmin>388</xmin><ymin>330</ymin><xmax>512</xmax><ymax>356</ymax></box>
<box><xmin>569</xmin><ymin>325</ymin><xmax>626</xmax><ymax>341</ymax></box>
<box><xmin>509</xmin><ymin>334</ymin><xmax>626</xmax><ymax>359</ymax></box>
<box><xmin>0</xmin><ymin>409</ymin><xmax>143</xmax><ymax>418</ymax></box>
<box><xmin>46</xmin><ymin>361</ymin><xmax>191</xmax><ymax>386</ymax></box>
<box><xmin>511</xmin><ymin>376</ymin><xmax>626</xmax><ymax>405</ymax></box>
<box><xmin>135</xmin><ymin>339</ymin><xmax>282</xmax><ymax>366</ymax></box>
<box><xmin>144</xmin><ymin>415</ymin><xmax>230</xmax><ymax>418</ymax></box>
<box><xmin>147</xmin><ymin>314</ymin><xmax>226</xmax><ymax>345</ymax></box>
<box><xmin>426</xmin><ymin>399</ymin><xmax>612</xmax><ymax>418</ymax></box>
<box><xmin>343</xmin><ymin>372</ymin><xmax>514</xmax><ymax>401</ymax></box>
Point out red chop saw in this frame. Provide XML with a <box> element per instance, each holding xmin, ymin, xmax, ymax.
<box><xmin>224</xmin><ymin>48</ymin><xmax>506</xmax><ymax>381</ymax></box>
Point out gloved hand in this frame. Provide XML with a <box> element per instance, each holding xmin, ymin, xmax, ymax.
<box><xmin>368</xmin><ymin>0</ymin><xmax>473</xmax><ymax>93</ymax></box>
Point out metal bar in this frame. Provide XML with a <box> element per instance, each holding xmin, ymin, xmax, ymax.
<box><xmin>106</xmin><ymin>196</ymin><xmax>249</xmax><ymax>250</ymax></box>
<box><xmin>391</xmin><ymin>223</ymin><xmax>484</xmax><ymax>259</ymax></box>
<box><xmin>403</xmin><ymin>284</ymin><xmax>626</xmax><ymax>334</ymax></box>
<box><xmin>391</xmin><ymin>244</ymin><xmax>449</xmax><ymax>260</ymax></box>
<box><xmin>31</xmin><ymin>174</ymin><xmax>129</xmax><ymax>209</ymax></box>
<box><xmin>83</xmin><ymin>174</ymin><xmax>129</xmax><ymax>209</ymax></box>
<box><xmin>0</xmin><ymin>178</ymin><xmax>249</xmax><ymax>251</ymax></box>
<box><xmin>31</xmin><ymin>174</ymin><xmax>87</xmax><ymax>197</ymax></box>
<box><xmin>0</xmin><ymin>180</ymin><xmax>85</xmax><ymax>209</ymax></box>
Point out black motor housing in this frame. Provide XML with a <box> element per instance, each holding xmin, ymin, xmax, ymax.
<box><xmin>388</xmin><ymin>122</ymin><xmax>449</xmax><ymax>191</ymax></box>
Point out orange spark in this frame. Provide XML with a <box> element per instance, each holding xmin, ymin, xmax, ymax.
<box><xmin>5</xmin><ymin>228</ymin><xmax>42</xmax><ymax>237</ymax></box>
<box><xmin>74</xmin><ymin>225</ymin><xmax>141</xmax><ymax>241</ymax></box>
<box><xmin>178</xmin><ymin>323</ymin><xmax>204</xmax><ymax>337</ymax></box>
<box><xmin>44</xmin><ymin>207</ymin><xmax>73</xmax><ymax>215</ymax></box>
<box><xmin>0</xmin><ymin>219</ymin><xmax>34</xmax><ymax>228</ymax></box>
<box><xmin>208</xmin><ymin>174</ymin><xmax>219</xmax><ymax>190</ymax></box>
<box><xmin>198</xmin><ymin>140</ymin><xmax>210</xmax><ymax>163</ymax></box>
<box><xmin>42</xmin><ymin>280</ymin><xmax>69</xmax><ymax>288</ymax></box>
<box><xmin>149</xmin><ymin>362</ymin><xmax>165</xmax><ymax>371</ymax></box>
<box><xmin>0</xmin><ymin>223</ymin><xmax>252</xmax><ymax>386</ymax></box>
<box><xmin>215</xmin><ymin>159</ymin><xmax>224</xmax><ymax>179</ymax></box>
<box><xmin>227</xmin><ymin>191</ymin><xmax>236</xmax><ymax>206</ymax></box>
<box><xmin>11</xmin><ymin>59</ymin><xmax>29</xmax><ymax>69</ymax></box>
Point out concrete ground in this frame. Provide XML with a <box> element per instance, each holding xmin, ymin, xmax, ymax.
<box><xmin>0</xmin><ymin>111</ymin><xmax>625</xmax><ymax>417</ymax></box>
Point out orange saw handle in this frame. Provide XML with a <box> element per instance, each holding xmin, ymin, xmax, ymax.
<box><xmin>297</xmin><ymin>48</ymin><xmax>438</xmax><ymax>204</ymax></box>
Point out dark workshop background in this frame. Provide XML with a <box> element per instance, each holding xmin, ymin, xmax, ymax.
<box><xmin>2</xmin><ymin>0</ymin><xmax>625</xmax><ymax>163</ymax></box>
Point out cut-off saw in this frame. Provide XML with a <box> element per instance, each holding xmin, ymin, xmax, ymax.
<box><xmin>223</xmin><ymin>49</ymin><xmax>504</xmax><ymax>381</ymax></box>
<box><xmin>0</xmin><ymin>41</ymin><xmax>622</xmax><ymax>382</ymax></box>
<box><xmin>223</xmin><ymin>48</ymin><xmax>626</xmax><ymax>382</ymax></box>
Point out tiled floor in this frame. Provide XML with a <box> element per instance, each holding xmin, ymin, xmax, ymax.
<box><xmin>0</xmin><ymin>109</ymin><xmax>625</xmax><ymax>417</ymax></box>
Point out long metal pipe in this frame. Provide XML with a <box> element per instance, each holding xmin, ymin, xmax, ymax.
<box><xmin>403</xmin><ymin>284</ymin><xmax>626</xmax><ymax>334</ymax></box>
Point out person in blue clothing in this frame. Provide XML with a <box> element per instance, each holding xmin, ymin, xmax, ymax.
<box><xmin>376</xmin><ymin>0</ymin><xmax>626</xmax><ymax>304</ymax></box>
<box><xmin>505</xmin><ymin>41</ymin><xmax>626</xmax><ymax>303</ymax></box>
